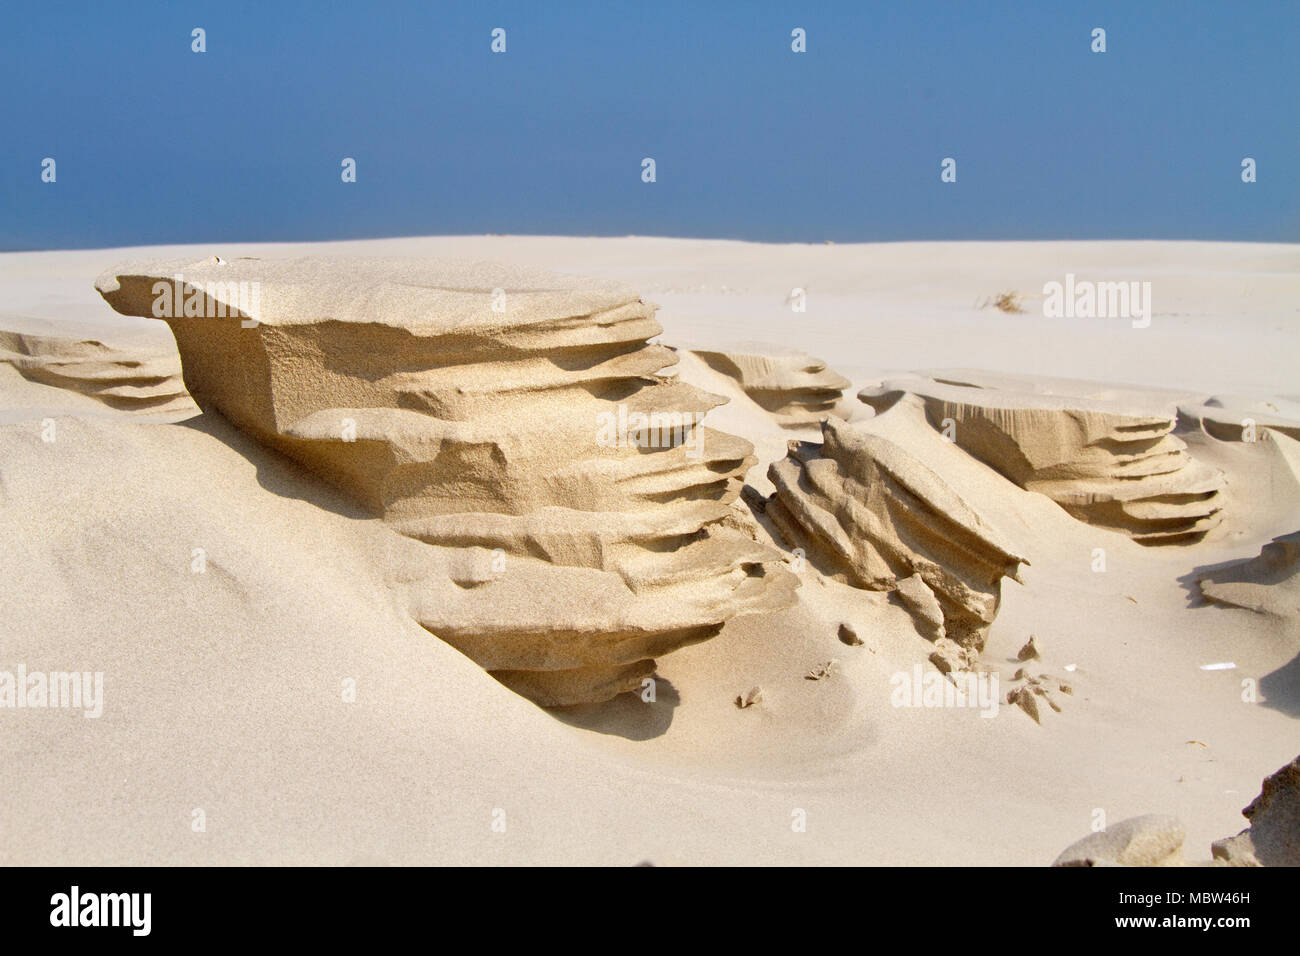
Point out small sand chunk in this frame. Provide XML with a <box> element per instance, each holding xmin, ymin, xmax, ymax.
<box><xmin>1016</xmin><ymin>635</ymin><xmax>1042</xmax><ymax>662</ymax></box>
<box><xmin>805</xmin><ymin>660</ymin><xmax>838</xmax><ymax>681</ymax></box>
<box><xmin>1007</xmin><ymin>686</ymin><xmax>1041</xmax><ymax>724</ymax></box>
<box><xmin>735</xmin><ymin>686</ymin><xmax>763</xmax><ymax>709</ymax></box>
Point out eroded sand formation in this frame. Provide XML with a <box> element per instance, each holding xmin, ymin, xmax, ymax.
<box><xmin>95</xmin><ymin>256</ymin><xmax>797</xmax><ymax>705</ymax></box>
<box><xmin>860</xmin><ymin>370</ymin><xmax>1226</xmax><ymax>545</ymax></box>
<box><xmin>1179</xmin><ymin>394</ymin><xmax>1300</xmax><ymax>443</ymax></box>
<box><xmin>765</xmin><ymin>416</ymin><xmax>1028</xmax><ymax>653</ymax></box>
<box><xmin>0</xmin><ymin>237</ymin><xmax>1296</xmax><ymax>866</ymax></box>
<box><xmin>1211</xmin><ymin>755</ymin><xmax>1300</xmax><ymax>866</ymax></box>
<box><xmin>0</xmin><ymin>320</ymin><xmax>196</xmax><ymax>422</ymax></box>
<box><xmin>1198</xmin><ymin>531</ymin><xmax>1300</xmax><ymax>620</ymax></box>
<box><xmin>688</xmin><ymin>345</ymin><xmax>850</xmax><ymax>429</ymax></box>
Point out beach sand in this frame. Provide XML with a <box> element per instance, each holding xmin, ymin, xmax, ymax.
<box><xmin>1</xmin><ymin>237</ymin><xmax>1296</xmax><ymax>865</ymax></box>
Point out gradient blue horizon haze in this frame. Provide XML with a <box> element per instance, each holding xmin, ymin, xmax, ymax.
<box><xmin>1</xmin><ymin>0</ymin><xmax>1296</xmax><ymax>251</ymax></box>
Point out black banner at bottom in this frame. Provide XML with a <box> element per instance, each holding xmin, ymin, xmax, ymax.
<box><xmin>0</xmin><ymin>864</ymin><xmax>1277</xmax><ymax>942</ymax></box>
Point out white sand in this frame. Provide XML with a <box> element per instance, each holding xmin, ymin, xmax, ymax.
<box><xmin>1</xmin><ymin>237</ymin><xmax>1296</xmax><ymax>865</ymax></box>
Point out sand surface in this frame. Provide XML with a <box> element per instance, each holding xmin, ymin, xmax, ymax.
<box><xmin>1</xmin><ymin>237</ymin><xmax>1296</xmax><ymax>865</ymax></box>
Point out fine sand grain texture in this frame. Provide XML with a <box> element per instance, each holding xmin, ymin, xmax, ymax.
<box><xmin>1</xmin><ymin>237</ymin><xmax>1297</xmax><ymax>865</ymax></box>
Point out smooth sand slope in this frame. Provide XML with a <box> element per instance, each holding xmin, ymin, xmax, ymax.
<box><xmin>0</xmin><ymin>237</ymin><xmax>1296</xmax><ymax>865</ymax></box>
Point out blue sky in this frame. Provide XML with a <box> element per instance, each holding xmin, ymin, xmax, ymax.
<box><xmin>1</xmin><ymin>0</ymin><xmax>1296</xmax><ymax>249</ymax></box>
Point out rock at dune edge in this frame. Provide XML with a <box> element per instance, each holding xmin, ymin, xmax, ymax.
<box><xmin>765</xmin><ymin>417</ymin><xmax>1028</xmax><ymax>654</ymax></box>
<box><xmin>1211</xmin><ymin>754</ymin><xmax>1300</xmax><ymax>867</ymax></box>
<box><xmin>861</xmin><ymin>371</ymin><xmax>1227</xmax><ymax>545</ymax></box>
<box><xmin>95</xmin><ymin>257</ymin><xmax>798</xmax><ymax>705</ymax></box>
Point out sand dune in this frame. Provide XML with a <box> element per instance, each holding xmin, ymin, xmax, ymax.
<box><xmin>1</xmin><ymin>237</ymin><xmax>1297</xmax><ymax>866</ymax></box>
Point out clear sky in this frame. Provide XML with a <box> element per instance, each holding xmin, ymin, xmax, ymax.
<box><xmin>1</xmin><ymin>0</ymin><xmax>1296</xmax><ymax>250</ymax></box>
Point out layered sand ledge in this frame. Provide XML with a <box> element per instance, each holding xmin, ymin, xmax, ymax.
<box><xmin>1</xmin><ymin>238</ymin><xmax>1297</xmax><ymax>865</ymax></box>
